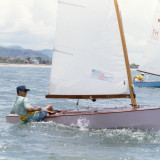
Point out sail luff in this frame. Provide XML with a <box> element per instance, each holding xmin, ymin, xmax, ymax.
<box><xmin>114</xmin><ymin>0</ymin><xmax>137</xmax><ymax>107</ymax></box>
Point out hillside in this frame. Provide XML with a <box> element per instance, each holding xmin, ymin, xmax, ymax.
<box><xmin>38</xmin><ymin>49</ymin><xmax>53</xmax><ymax>59</ymax></box>
<box><xmin>0</xmin><ymin>45</ymin><xmax>53</xmax><ymax>60</ymax></box>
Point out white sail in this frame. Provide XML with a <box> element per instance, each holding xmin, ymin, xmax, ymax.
<box><xmin>48</xmin><ymin>0</ymin><xmax>128</xmax><ymax>97</ymax></box>
<box><xmin>138</xmin><ymin>0</ymin><xmax>160</xmax><ymax>76</ymax></box>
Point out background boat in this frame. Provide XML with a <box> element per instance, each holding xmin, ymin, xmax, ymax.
<box><xmin>134</xmin><ymin>0</ymin><xmax>160</xmax><ymax>87</ymax></box>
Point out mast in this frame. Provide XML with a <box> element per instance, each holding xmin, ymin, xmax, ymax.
<box><xmin>114</xmin><ymin>0</ymin><xmax>137</xmax><ymax>107</ymax></box>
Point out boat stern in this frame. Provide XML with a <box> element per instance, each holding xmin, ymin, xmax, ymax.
<box><xmin>6</xmin><ymin>114</ymin><xmax>21</xmax><ymax>124</ymax></box>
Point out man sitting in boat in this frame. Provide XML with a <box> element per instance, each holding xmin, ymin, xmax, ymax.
<box><xmin>134</xmin><ymin>74</ymin><xmax>144</xmax><ymax>82</ymax></box>
<box><xmin>10</xmin><ymin>85</ymin><xmax>55</xmax><ymax>123</ymax></box>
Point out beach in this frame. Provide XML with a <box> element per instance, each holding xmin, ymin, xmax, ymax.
<box><xmin>0</xmin><ymin>63</ymin><xmax>51</xmax><ymax>68</ymax></box>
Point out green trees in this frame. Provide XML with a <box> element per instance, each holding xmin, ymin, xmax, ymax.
<box><xmin>0</xmin><ymin>57</ymin><xmax>7</xmax><ymax>63</ymax></box>
<box><xmin>0</xmin><ymin>56</ymin><xmax>51</xmax><ymax>64</ymax></box>
<box><xmin>36</xmin><ymin>57</ymin><xmax>51</xmax><ymax>64</ymax></box>
<box><xmin>36</xmin><ymin>57</ymin><xmax>42</xmax><ymax>63</ymax></box>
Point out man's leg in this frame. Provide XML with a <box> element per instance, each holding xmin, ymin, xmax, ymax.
<box><xmin>45</xmin><ymin>105</ymin><xmax>55</xmax><ymax>112</ymax></box>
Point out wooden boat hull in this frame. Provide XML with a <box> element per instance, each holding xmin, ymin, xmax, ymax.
<box><xmin>133</xmin><ymin>81</ymin><xmax>160</xmax><ymax>87</ymax></box>
<box><xmin>6</xmin><ymin>107</ymin><xmax>160</xmax><ymax>131</ymax></box>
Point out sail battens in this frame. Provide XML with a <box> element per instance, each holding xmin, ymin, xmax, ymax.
<box><xmin>46</xmin><ymin>94</ymin><xmax>130</xmax><ymax>99</ymax></box>
<box><xmin>54</xmin><ymin>49</ymin><xmax>73</xmax><ymax>55</ymax></box>
<box><xmin>59</xmin><ymin>1</ymin><xmax>85</xmax><ymax>8</ymax></box>
<box><xmin>137</xmin><ymin>70</ymin><xmax>160</xmax><ymax>77</ymax></box>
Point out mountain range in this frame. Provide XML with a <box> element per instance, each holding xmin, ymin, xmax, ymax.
<box><xmin>0</xmin><ymin>45</ymin><xmax>53</xmax><ymax>60</ymax></box>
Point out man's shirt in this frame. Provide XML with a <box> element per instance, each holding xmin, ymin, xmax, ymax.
<box><xmin>134</xmin><ymin>75</ymin><xmax>144</xmax><ymax>81</ymax></box>
<box><xmin>10</xmin><ymin>96</ymin><xmax>39</xmax><ymax>122</ymax></box>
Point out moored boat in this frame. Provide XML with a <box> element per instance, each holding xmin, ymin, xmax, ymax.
<box><xmin>134</xmin><ymin>0</ymin><xmax>160</xmax><ymax>87</ymax></box>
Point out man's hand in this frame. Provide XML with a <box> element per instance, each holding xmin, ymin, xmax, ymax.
<box><xmin>36</xmin><ymin>107</ymin><xmax>42</xmax><ymax>111</ymax></box>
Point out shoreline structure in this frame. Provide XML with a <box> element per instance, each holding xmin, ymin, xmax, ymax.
<box><xmin>0</xmin><ymin>63</ymin><xmax>51</xmax><ymax>68</ymax></box>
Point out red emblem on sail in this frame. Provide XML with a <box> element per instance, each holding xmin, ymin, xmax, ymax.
<box><xmin>158</xmin><ymin>19</ymin><xmax>160</xmax><ymax>22</ymax></box>
<box><xmin>152</xmin><ymin>29</ymin><xmax>159</xmax><ymax>40</ymax></box>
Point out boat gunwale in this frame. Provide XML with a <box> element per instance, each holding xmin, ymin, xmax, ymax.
<box><xmin>6</xmin><ymin>107</ymin><xmax>160</xmax><ymax>118</ymax></box>
<box><xmin>45</xmin><ymin>107</ymin><xmax>160</xmax><ymax>117</ymax></box>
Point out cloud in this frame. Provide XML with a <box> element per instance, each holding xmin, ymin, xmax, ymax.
<box><xmin>0</xmin><ymin>0</ymin><xmax>58</xmax><ymax>49</ymax></box>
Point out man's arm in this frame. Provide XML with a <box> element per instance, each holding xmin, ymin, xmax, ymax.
<box><xmin>10</xmin><ymin>101</ymin><xmax>16</xmax><ymax>114</ymax></box>
<box><xmin>10</xmin><ymin>107</ymin><xmax>15</xmax><ymax>114</ymax></box>
<box><xmin>24</xmin><ymin>98</ymin><xmax>42</xmax><ymax>112</ymax></box>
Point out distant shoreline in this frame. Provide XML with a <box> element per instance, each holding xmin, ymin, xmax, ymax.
<box><xmin>0</xmin><ymin>63</ymin><xmax>51</xmax><ymax>68</ymax></box>
<box><xmin>0</xmin><ymin>63</ymin><xmax>137</xmax><ymax>70</ymax></box>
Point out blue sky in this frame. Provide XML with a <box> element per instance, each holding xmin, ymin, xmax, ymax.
<box><xmin>0</xmin><ymin>0</ymin><xmax>158</xmax><ymax>64</ymax></box>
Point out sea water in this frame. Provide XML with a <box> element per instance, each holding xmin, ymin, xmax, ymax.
<box><xmin>1</xmin><ymin>66</ymin><xmax>160</xmax><ymax>160</ymax></box>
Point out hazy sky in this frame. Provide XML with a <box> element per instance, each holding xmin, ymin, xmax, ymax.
<box><xmin>0</xmin><ymin>0</ymin><xmax>58</xmax><ymax>50</ymax></box>
<box><xmin>119</xmin><ymin>0</ymin><xmax>158</xmax><ymax>64</ymax></box>
<box><xmin>0</xmin><ymin>0</ymin><xmax>158</xmax><ymax>64</ymax></box>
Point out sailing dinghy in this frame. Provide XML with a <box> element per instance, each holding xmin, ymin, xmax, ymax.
<box><xmin>6</xmin><ymin>0</ymin><xmax>160</xmax><ymax>130</ymax></box>
<box><xmin>134</xmin><ymin>0</ymin><xmax>160</xmax><ymax>87</ymax></box>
